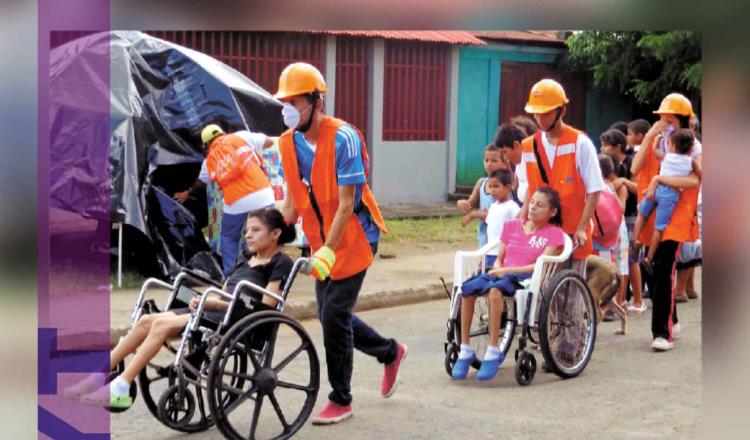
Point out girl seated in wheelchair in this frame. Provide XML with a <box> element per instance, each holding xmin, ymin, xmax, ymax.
<box><xmin>64</xmin><ymin>208</ymin><xmax>296</xmax><ymax>409</ymax></box>
<box><xmin>453</xmin><ymin>187</ymin><xmax>565</xmax><ymax>381</ymax></box>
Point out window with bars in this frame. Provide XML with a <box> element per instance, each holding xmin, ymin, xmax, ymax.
<box><xmin>335</xmin><ymin>37</ymin><xmax>370</xmax><ymax>140</ymax></box>
<box><xmin>383</xmin><ymin>41</ymin><xmax>448</xmax><ymax>141</ymax></box>
<box><xmin>146</xmin><ymin>31</ymin><xmax>325</xmax><ymax>94</ymax></box>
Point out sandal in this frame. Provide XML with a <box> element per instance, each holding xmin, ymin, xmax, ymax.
<box><xmin>80</xmin><ymin>384</ymin><xmax>133</xmax><ymax>410</ymax></box>
<box><xmin>627</xmin><ymin>303</ymin><xmax>647</xmax><ymax>315</ymax></box>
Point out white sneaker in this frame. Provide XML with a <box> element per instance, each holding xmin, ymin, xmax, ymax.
<box><xmin>672</xmin><ymin>322</ymin><xmax>683</xmax><ymax>338</ymax></box>
<box><xmin>651</xmin><ymin>337</ymin><xmax>674</xmax><ymax>351</ymax></box>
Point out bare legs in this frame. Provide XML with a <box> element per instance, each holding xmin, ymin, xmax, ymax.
<box><xmin>460</xmin><ymin>296</ymin><xmax>477</xmax><ymax>345</ymax></box>
<box><xmin>488</xmin><ymin>288</ymin><xmax>504</xmax><ymax>347</ymax></box>
<box><xmin>460</xmin><ymin>288</ymin><xmax>504</xmax><ymax>348</ymax></box>
<box><xmin>629</xmin><ymin>261</ymin><xmax>643</xmax><ymax>308</ymax></box>
<box><xmin>110</xmin><ymin>312</ymin><xmax>190</xmax><ymax>383</ymax></box>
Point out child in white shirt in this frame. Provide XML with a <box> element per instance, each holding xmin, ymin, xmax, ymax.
<box><xmin>484</xmin><ymin>169</ymin><xmax>521</xmax><ymax>268</ymax></box>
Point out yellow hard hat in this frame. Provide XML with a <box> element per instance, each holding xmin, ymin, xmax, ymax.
<box><xmin>201</xmin><ymin>124</ymin><xmax>224</xmax><ymax>144</ymax></box>
<box><xmin>524</xmin><ymin>79</ymin><xmax>569</xmax><ymax>114</ymax></box>
<box><xmin>274</xmin><ymin>62</ymin><xmax>328</xmax><ymax>100</ymax></box>
<box><xmin>653</xmin><ymin>93</ymin><xmax>695</xmax><ymax>118</ymax></box>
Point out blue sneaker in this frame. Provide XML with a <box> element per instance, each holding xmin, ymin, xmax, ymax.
<box><xmin>477</xmin><ymin>352</ymin><xmax>505</xmax><ymax>381</ymax></box>
<box><xmin>451</xmin><ymin>353</ymin><xmax>476</xmax><ymax>380</ymax></box>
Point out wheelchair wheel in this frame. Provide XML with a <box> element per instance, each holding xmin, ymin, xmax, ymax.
<box><xmin>207</xmin><ymin>311</ymin><xmax>320</xmax><ymax>440</ymax></box>
<box><xmin>105</xmin><ymin>361</ymin><xmax>137</xmax><ymax>413</ymax></box>
<box><xmin>538</xmin><ymin>269</ymin><xmax>597</xmax><ymax>379</ymax></box>
<box><xmin>138</xmin><ymin>340</ymin><xmax>216</xmax><ymax>433</ymax></box>
<box><xmin>157</xmin><ymin>384</ymin><xmax>196</xmax><ymax>429</ymax></box>
<box><xmin>514</xmin><ymin>351</ymin><xmax>536</xmax><ymax>386</ymax></box>
<box><xmin>443</xmin><ymin>343</ymin><xmax>459</xmax><ymax>376</ymax></box>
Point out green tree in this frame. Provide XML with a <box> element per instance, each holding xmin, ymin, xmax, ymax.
<box><xmin>562</xmin><ymin>31</ymin><xmax>701</xmax><ymax>111</ymax></box>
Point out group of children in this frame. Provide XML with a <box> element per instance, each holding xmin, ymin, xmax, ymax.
<box><xmin>453</xmin><ymin>114</ymin><xmax>702</xmax><ymax>380</ymax></box>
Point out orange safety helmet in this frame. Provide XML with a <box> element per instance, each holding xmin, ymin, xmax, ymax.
<box><xmin>653</xmin><ymin>93</ymin><xmax>695</xmax><ymax>119</ymax></box>
<box><xmin>524</xmin><ymin>79</ymin><xmax>569</xmax><ymax>114</ymax></box>
<box><xmin>274</xmin><ymin>62</ymin><xmax>328</xmax><ymax>100</ymax></box>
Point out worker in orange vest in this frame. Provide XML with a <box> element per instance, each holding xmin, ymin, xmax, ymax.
<box><xmin>630</xmin><ymin>93</ymin><xmax>701</xmax><ymax>351</ymax></box>
<box><xmin>175</xmin><ymin>125</ymin><xmax>274</xmax><ymax>276</ymax></box>
<box><xmin>274</xmin><ymin>62</ymin><xmax>407</xmax><ymax>425</ymax></box>
<box><xmin>519</xmin><ymin>79</ymin><xmax>605</xmax><ymax>266</ymax></box>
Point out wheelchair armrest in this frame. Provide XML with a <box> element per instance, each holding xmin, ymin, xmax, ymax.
<box><xmin>453</xmin><ymin>241</ymin><xmax>500</xmax><ymax>288</ymax></box>
<box><xmin>454</xmin><ymin>241</ymin><xmax>500</xmax><ymax>259</ymax></box>
<box><xmin>179</xmin><ymin>267</ymin><xmax>224</xmax><ymax>288</ymax></box>
<box><xmin>528</xmin><ymin>234</ymin><xmax>574</xmax><ymax>294</ymax></box>
<box><xmin>534</xmin><ymin>234</ymin><xmax>574</xmax><ymax>265</ymax></box>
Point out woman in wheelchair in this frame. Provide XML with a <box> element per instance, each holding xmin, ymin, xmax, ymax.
<box><xmin>65</xmin><ymin>208</ymin><xmax>296</xmax><ymax>409</ymax></box>
<box><xmin>452</xmin><ymin>187</ymin><xmax>566</xmax><ymax>381</ymax></box>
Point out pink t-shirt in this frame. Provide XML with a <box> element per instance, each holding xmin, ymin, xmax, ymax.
<box><xmin>500</xmin><ymin>219</ymin><xmax>566</xmax><ymax>268</ymax></box>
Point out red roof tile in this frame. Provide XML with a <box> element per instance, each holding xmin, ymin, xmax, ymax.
<box><xmin>472</xmin><ymin>31</ymin><xmax>566</xmax><ymax>46</ymax></box>
<box><xmin>307</xmin><ymin>30</ymin><xmax>486</xmax><ymax>45</ymax></box>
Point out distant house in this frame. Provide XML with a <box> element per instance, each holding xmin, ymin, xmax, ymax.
<box><xmin>53</xmin><ymin>30</ymin><xmax>633</xmax><ymax>204</ymax></box>
<box><xmin>453</xmin><ymin>31</ymin><xmax>633</xmax><ymax>191</ymax></box>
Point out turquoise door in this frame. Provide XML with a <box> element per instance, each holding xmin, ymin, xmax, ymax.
<box><xmin>456</xmin><ymin>56</ymin><xmax>499</xmax><ymax>187</ymax></box>
<box><xmin>456</xmin><ymin>46</ymin><xmax>560</xmax><ymax>187</ymax></box>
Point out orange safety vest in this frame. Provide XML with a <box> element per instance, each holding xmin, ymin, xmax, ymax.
<box><xmin>206</xmin><ymin>133</ymin><xmax>271</xmax><ymax>205</ymax></box>
<box><xmin>636</xmin><ymin>136</ymin><xmax>700</xmax><ymax>244</ymax></box>
<box><xmin>279</xmin><ymin>116</ymin><xmax>388</xmax><ymax>280</ymax></box>
<box><xmin>522</xmin><ymin>125</ymin><xmax>593</xmax><ymax>260</ymax></box>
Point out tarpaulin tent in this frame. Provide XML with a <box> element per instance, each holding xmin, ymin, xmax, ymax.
<box><xmin>49</xmin><ymin>31</ymin><xmax>285</xmax><ymax>278</ymax></box>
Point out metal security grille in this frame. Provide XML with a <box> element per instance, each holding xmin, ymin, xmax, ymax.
<box><xmin>383</xmin><ymin>41</ymin><xmax>448</xmax><ymax>141</ymax></box>
<box><xmin>335</xmin><ymin>38</ymin><xmax>370</xmax><ymax>140</ymax></box>
<box><xmin>147</xmin><ymin>31</ymin><xmax>326</xmax><ymax>94</ymax></box>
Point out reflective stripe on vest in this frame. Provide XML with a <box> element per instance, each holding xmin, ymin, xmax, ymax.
<box><xmin>522</xmin><ymin>125</ymin><xmax>593</xmax><ymax>259</ymax></box>
<box><xmin>279</xmin><ymin>116</ymin><xmax>388</xmax><ymax>280</ymax></box>
<box><xmin>206</xmin><ymin>133</ymin><xmax>271</xmax><ymax>205</ymax></box>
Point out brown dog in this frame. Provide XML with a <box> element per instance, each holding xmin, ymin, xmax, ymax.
<box><xmin>585</xmin><ymin>255</ymin><xmax>627</xmax><ymax>335</ymax></box>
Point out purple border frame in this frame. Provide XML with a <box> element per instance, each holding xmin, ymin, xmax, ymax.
<box><xmin>38</xmin><ymin>1</ymin><xmax>111</xmax><ymax>438</ymax></box>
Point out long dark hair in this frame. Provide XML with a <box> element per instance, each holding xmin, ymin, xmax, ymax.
<box><xmin>247</xmin><ymin>208</ymin><xmax>297</xmax><ymax>245</ymax></box>
<box><xmin>534</xmin><ymin>187</ymin><xmax>563</xmax><ymax>226</ymax></box>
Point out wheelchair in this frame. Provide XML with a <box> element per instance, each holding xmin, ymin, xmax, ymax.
<box><xmin>112</xmin><ymin>258</ymin><xmax>320</xmax><ymax>439</ymax></box>
<box><xmin>443</xmin><ymin>235</ymin><xmax>597</xmax><ymax>386</ymax></box>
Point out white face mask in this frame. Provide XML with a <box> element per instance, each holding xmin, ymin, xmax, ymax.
<box><xmin>282</xmin><ymin>102</ymin><xmax>312</xmax><ymax>129</ymax></box>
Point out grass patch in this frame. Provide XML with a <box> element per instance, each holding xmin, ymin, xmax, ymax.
<box><xmin>381</xmin><ymin>216</ymin><xmax>477</xmax><ymax>245</ymax></box>
<box><xmin>110</xmin><ymin>270</ymin><xmax>147</xmax><ymax>290</ymax></box>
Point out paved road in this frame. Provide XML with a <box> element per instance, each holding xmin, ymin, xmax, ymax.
<box><xmin>110</xmin><ymin>288</ymin><xmax>701</xmax><ymax>439</ymax></box>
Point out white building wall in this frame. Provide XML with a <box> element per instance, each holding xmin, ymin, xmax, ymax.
<box><xmin>368</xmin><ymin>39</ymin><xmax>459</xmax><ymax>204</ymax></box>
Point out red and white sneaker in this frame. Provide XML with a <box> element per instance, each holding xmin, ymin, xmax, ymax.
<box><xmin>311</xmin><ymin>400</ymin><xmax>353</xmax><ymax>425</ymax></box>
<box><xmin>381</xmin><ymin>343</ymin><xmax>408</xmax><ymax>398</ymax></box>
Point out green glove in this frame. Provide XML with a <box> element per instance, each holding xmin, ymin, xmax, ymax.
<box><xmin>309</xmin><ymin>246</ymin><xmax>336</xmax><ymax>281</ymax></box>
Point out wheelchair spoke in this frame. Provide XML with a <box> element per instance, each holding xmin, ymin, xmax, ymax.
<box><xmin>272</xmin><ymin>341</ymin><xmax>308</xmax><ymax>374</ymax></box>
<box><xmin>221</xmin><ymin>383</ymin><xmax>258</xmax><ymax>416</ymax></box>
<box><xmin>248</xmin><ymin>393</ymin><xmax>264</xmax><ymax>440</ymax></box>
<box><xmin>244</xmin><ymin>347</ymin><xmax>262</xmax><ymax>372</ymax></box>
<box><xmin>277</xmin><ymin>380</ymin><xmax>314</xmax><ymax>393</ymax></box>
<box><xmin>222</xmin><ymin>370</ymin><xmax>256</xmax><ymax>383</ymax></box>
<box><xmin>268</xmin><ymin>392</ymin><xmax>290</xmax><ymax>430</ymax></box>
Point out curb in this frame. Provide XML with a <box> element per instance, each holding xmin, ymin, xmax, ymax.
<box><xmin>57</xmin><ymin>281</ymin><xmax>454</xmax><ymax>350</ymax></box>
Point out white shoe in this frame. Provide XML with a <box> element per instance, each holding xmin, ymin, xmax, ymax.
<box><xmin>672</xmin><ymin>322</ymin><xmax>683</xmax><ymax>338</ymax></box>
<box><xmin>651</xmin><ymin>337</ymin><xmax>674</xmax><ymax>351</ymax></box>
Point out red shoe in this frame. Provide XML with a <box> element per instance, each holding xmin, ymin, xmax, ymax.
<box><xmin>311</xmin><ymin>400</ymin><xmax>353</xmax><ymax>425</ymax></box>
<box><xmin>381</xmin><ymin>343</ymin><xmax>408</xmax><ymax>398</ymax></box>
